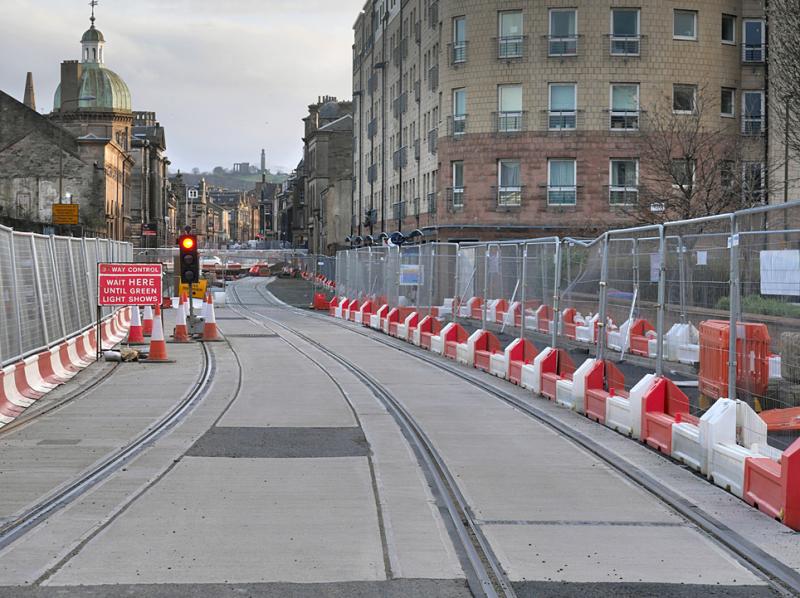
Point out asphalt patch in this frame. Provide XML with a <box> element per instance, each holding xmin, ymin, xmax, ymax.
<box><xmin>185</xmin><ymin>426</ymin><xmax>370</xmax><ymax>458</ymax></box>
<box><xmin>512</xmin><ymin>582</ymin><xmax>779</xmax><ymax>597</ymax></box>
<box><xmin>0</xmin><ymin>580</ymin><xmax>471</xmax><ymax>598</ymax></box>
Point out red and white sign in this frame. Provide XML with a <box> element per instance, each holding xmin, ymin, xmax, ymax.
<box><xmin>98</xmin><ymin>263</ymin><xmax>163</xmax><ymax>306</ymax></box>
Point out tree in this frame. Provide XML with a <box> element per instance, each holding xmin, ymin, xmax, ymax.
<box><xmin>191</xmin><ymin>167</ymin><xmax>200</xmax><ymax>175</ymax></box>
<box><xmin>768</xmin><ymin>0</ymin><xmax>800</xmax><ymax>159</ymax></box>
<box><xmin>626</xmin><ymin>85</ymin><xmax>768</xmax><ymax>225</ymax></box>
<box><xmin>212</xmin><ymin>166</ymin><xmax>226</xmax><ymax>176</ymax></box>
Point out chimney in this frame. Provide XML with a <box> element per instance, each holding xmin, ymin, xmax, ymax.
<box><xmin>23</xmin><ymin>72</ymin><xmax>36</xmax><ymax>111</ymax></box>
<box><xmin>59</xmin><ymin>60</ymin><xmax>83</xmax><ymax>112</ymax></box>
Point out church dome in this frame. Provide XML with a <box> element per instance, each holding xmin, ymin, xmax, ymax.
<box><xmin>53</xmin><ymin>64</ymin><xmax>132</xmax><ymax>113</ymax></box>
<box><xmin>81</xmin><ymin>26</ymin><xmax>105</xmax><ymax>43</ymax></box>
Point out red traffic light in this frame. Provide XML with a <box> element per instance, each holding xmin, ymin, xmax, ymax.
<box><xmin>181</xmin><ymin>236</ymin><xmax>195</xmax><ymax>250</ymax></box>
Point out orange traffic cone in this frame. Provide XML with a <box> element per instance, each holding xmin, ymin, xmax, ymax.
<box><xmin>172</xmin><ymin>292</ymin><xmax>191</xmax><ymax>343</ymax></box>
<box><xmin>142</xmin><ymin>305</ymin><xmax>154</xmax><ymax>337</ymax></box>
<box><xmin>201</xmin><ymin>292</ymin><xmax>223</xmax><ymax>342</ymax></box>
<box><xmin>127</xmin><ymin>306</ymin><xmax>146</xmax><ymax>344</ymax></box>
<box><xmin>146</xmin><ymin>304</ymin><xmax>170</xmax><ymax>362</ymax></box>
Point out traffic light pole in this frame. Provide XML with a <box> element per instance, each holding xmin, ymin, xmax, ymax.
<box><xmin>189</xmin><ymin>282</ymin><xmax>194</xmax><ymax>321</ymax></box>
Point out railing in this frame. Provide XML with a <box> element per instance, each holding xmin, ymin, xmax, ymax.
<box><xmin>428</xmin><ymin>128</ymin><xmax>438</xmax><ymax>154</ymax></box>
<box><xmin>493</xmin><ymin>111</ymin><xmax>527</xmax><ymax>134</ymax></box>
<box><xmin>606</xmin><ymin>185</ymin><xmax>639</xmax><ymax>206</ymax></box>
<box><xmin>492</xmin><ymin>185</ymin><xmax>523</xmax><ymax>208</ymax></box>
<box><xmin>428</xmin><ymin>191</ymin><xmax>437</xmax><ymax>214</ymax></box>
<box><xmin>448</xmin><ymin>114</ymin><xmax>468</xmax><ymax>137</ymax></box>
<box><xmin>428</xmin><ymin>64</ymin><xmax>439</xmax><ymax>91</ymax></box>
<box><xmin>393</xmin><ymin>146</ymin><xmax>408</xmax><ymax>171</ymax></box>
<box><xmin>546</xmin><ymin>184</ymin><xmax>577</xmax><ymax>206</ymax></box>
<box><xmin>742</xmin><ymin>43</ymin><xmax>766</xmax><ymax>63</ymax></box>
<box><xmin>545</xmin><ymin>34</ymin><xmax>579</xmax><ymax>57</ymax></box>
<box><xmin>742</xmin><ymin>117</ymin><xmax>765</xmax><ymax>136</ymax></box>
<box><xmin>0</xmin><ymin>225</ymin><xmax>132</xmax><ymax>367</ymax></box>
<box><xmin>449</xmin><ymin>42</ymin><xmax>468</xmax><ymax>65</ymax></box>
<box><xmin>497</xmin><ymin>36</ymin><xmax>526</xmax><ymax>60</ymax></box>
<box><xmin>606</xmin><ymin>34</ymin><xmax>644</xmax><ymax>57</ymax></box>
<box><xmin>543</xmin><ymin>110</ymin><xmax>580</xmax><ymax>131</ymax></box>
<box><xmin>447</xmin><ymin>187</ymin><xmax>465</xmax><ymax>210</ymax></box>
<box><xmin>608</xmin><ymin>110</ymin><xmax>640</xmax><ymax>131</ymax></box>
<box><xmin>392</xmin><ymin>201</ymin><xmax>407</xmax><ymax>221</ymax></box>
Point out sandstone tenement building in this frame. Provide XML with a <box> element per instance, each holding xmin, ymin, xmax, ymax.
<box><xmin>352</xmin><ymin>0</ymin><xmax>770</xmax><ymax>242</ymax></box>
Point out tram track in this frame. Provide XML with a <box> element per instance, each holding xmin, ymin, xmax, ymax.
<box><xmin>0</xmin><ymin>342</ymin><xmax>217</xmax><ymax>552</ymax></box>
<box><xmin>227</xmin><ymin>282</ymin><xmax>514</xmax><ymax>598</ymax></box>
<box><xmin>251</xmin><ymin>279</ymin><xmax>800</xmax><ymax>597</ymax></box>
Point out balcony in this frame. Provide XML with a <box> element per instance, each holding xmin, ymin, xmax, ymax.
<box><xmin>428</xmin><ymin>191</ymin><xmax>437</xmax><ymax>214</ymax></box>
<box><xmin>606</xmin><ymin>34</ymin><xmax>645</xmax><ymax>57</ymax></box>
<box><xmin>448</xmin><ymin>114</ymin><xmax>468</xmax><ymax>137</ymax></box>
<box><xmin>608</xmin><ymin>110</ymin><xmax>640</xmax><ymax>131</ymax></box>
<box><xmin>393</xmin><ymin>92</ymin><xmax>408</xmax><ymax>120</ymax></box>
<box><xmin>497</xmin><ymin>36</ymin><xmax>526</xmax><ymax>60</ymax></box>
<box><xmin>741</xmin><ymin>43</ymin><xmax>766</xmax><ymax>64</ymax></box>
<box><xmin>447</xmin><ymin>187</ymin><xmax>464</xmax><ymax>210</ymax></box>
<box><xmin>543</xmin><ymin>110</ymin><xmax>583</xmax><ymax>131</ymax></box>
<box><xmin>545</xmin><ymin>185</ymin><xmax>577</xmax><ymax>206</ymax></box>
<box><xmin>607</xmin><ymin>185</ymin><xmax>639</xmax><ymax>206</ymax></box>
<box><xmin>428</xmin><ymin>128</ymin><xmax>438</xmax><ymax>154</ymax></box>
<box><xmin>492</xmin><ymin>186</ymin><xmax>523</xmax><ymax>209</ymax></box>
<box><xmin>367</xmin><ymin>118</ymin><xmax>378</xmax><ymax>139</ymax></box>
<box><xmin>493</xmin><ymin>111</ymin><xmax>527</xmax><ymax>134</ymax></box>
<box><xmin>545</xmin><ymin>34</ymin><xmax>580</xmax><ymax>57</ymax></box>
<box><xmin>392</xmin><ymin>146</ymin><xmax>408</xmax><ymax>171</ymax></box>
<box><xmin>392</xmin><ymin>201</ymin><xmax>407</xmax><ymax>221</ymax></box>
<box><xmin>448</xmin><ymin>42</ymin><xmax>468</xmax><ymax>66</ymax></box>
<box><xmin>742</xmin><ymin>117</ymin><xmax>765</xmax><ymax>136</ymax></box>
<box><xmin>428</xmin><ymin>64</ymin><xmax>439</xmax><ymax>92</ymax></box>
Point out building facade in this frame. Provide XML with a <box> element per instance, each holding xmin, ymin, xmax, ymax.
<box><xmin>352</xmin><ymin>0</ymin><xmax>769</xmax><ymax>242</ymax></box>
<box><xmin>130</xmin><ymin>111</ymin><xmax>171</xmax><ymax>247</ymax></box>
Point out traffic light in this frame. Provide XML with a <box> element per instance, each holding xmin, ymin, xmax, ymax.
<box><xmin>178</xmin><ymin>234</ymin><xmax>199</xmax><ymax>284</ymax></box>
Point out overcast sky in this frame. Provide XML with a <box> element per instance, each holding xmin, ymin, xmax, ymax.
<box><xmin>0</xmin><ymin>0</ymin><xmax>363</xmax><ymax>174</ymax></box>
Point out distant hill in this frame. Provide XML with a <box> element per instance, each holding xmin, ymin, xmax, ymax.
<box><xmin>174</xmin><ymin>170</ymin><xmax>289</xmax><ymax>191</ymax></box>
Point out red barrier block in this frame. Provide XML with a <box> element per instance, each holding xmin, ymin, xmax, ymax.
<box><xmin>444</xmin><ymin>324</ymin><xmax>468</xmax><ymax>360</ymax></box>
<box><xmin>641</xmin><ymin>377</ymin><xmax>690</xmax><ymax>453</ymax></box>
<box><xmin>419</xmin><ymin>316</ymin><xmax>443</xmax><ymax>350</ymax></box>
<box><xmin>346</xmin><ymin>299</ymin><xmax>360</xmax><ymax>321</ymax></box>
<box><xmin>328</xmin><ymin>296</ymin><xmax>340</xmax><ymax>317</ymax></box>
<box><xmin>385</xmin><ymin>308</ymin><xmax>401</xmax><ymax>336</ymax></box>
<box><xmin>491</xmin><ymin>299</ymin><xmax>509</xmax><ymax>323</ymax></box>
<box><xmin>744</xmin><ymin>438</ymin><xmax>800</xmax><ymax>529</ymax></box>
<box><xmin>562</xmin><ymin>308</ymin><xmax>577</xmax><ymax>340</ymax></box>
<box><xmin>312</xmin><ymin>293</ymin><xmax>330</xmax><ymax>311</ymax></box>
<box><xmin>470</xmin><ymin>297</ymin><xmax>484</xmax><ymax>320</ymax></box>
<box><xmin>584</xmin><ymin>361</ymin><xmax>628</xmax><ymax>423</ymax></box>
<box><xmin>537</xmin><ymin>305</ymin><xmax>553</xmax><ymax>335</ymax></box>
<box><xmin>540</xmin><ymin>349</ymin><xmax>575</xmax><ymax>400</ymax></box>
<box><xmin>356</xmin><ymin>300</ymin><xmax>374</xmax><ymax>323</ymax></box>
<box><xmin>474</xmin><ymin>331</ymin><xmax>502</xmax><ymax>372</ymax></box>
<box><xmin>404</xmin><ymin>312</ymin><xmax>420</xmax><ymax>341</ymax></box>
<box><xmin>629</xmin><ymin>318</ymin><xmax>656</xmax><ymax>357</ymax></box>
<box><xmin>508</xmin><ymin>339</ymin><xmax>538</xmax><ymax>385</ymax></box>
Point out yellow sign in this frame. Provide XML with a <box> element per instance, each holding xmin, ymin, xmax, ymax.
<box><xmin>179</xmin><ymin>278</ymin><xmax>208</xmax><ymax>300</ymax></box>
<box><xmin>52</xmin><ymin>203</ymin><xmax>79</xmax><ymax>225</ymax></box>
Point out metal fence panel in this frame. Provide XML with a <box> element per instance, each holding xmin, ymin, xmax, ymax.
<box><xmin>0</xmin><ymin>228</ymin><xmax>21</xmax><ymax>362</ymax></box>
<box><xmin>33</xmin><ymin>235</ymin><xmax>62</xmax><ymax>343</ymax></box>
<box><xmin>71</xmin><ymin>238</ymin><xmax>94</xmax><ymax>323</ymax></box>
<box><xmin>14</xmin><ymin>234</ymin><xmax>46</xmax><ymax>355</ymax></box>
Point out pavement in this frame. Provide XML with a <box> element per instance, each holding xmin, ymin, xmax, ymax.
<box><xmin>0</xmin><ymin>278</ymin><xmax>794</xmax><ymax>597</ymax></box>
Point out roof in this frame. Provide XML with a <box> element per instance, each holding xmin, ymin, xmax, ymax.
<box><xmin>319</xmin><ymin>114</ymin><xmax>353</xmax><ymax>133</ymax></box>
<box><xmin>81</xmin><ymin>26</ymin><xmax>105</xmax><ymax>43</ymax></box>
<box><xmin>53</xmin><ymin>63</ymin><xmax>131</xmax><ymax>113</ymax></box>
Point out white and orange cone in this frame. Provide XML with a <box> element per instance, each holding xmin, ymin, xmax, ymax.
<box><xmin>146</xmin><ymin>304</ymin><xmax>170</xmax><ymax>361</ymax></box>
<box><xmin>200</xmin><ymin>291</ymin><xmax>211</xmax><ymax>321</ymax></box>
<box><xmin>127</xmin><ymin>306</ymin><xmax>146</xmax><ymax>344</ymax></box>
<box><xmin>173</xmin><ymin>292</ymin><xmax>191</xmax><ymax>343</ymax></box>
<box><xmin>142</xmin><ymin>305</ymin><xmax>154</xmax><ymax>337</ymax></box>
<box><xmin>201</xmin><ymin>292</ymin><xmax>223</xmax><ymax>342</ymax></box>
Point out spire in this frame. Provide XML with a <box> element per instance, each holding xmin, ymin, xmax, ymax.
<box><xmin>90</xmin><ymin>0</ymin><xmax>98</xmax><ymax>28</ymax></box>
<box><xmin>23</xmin><ymin>72</ymin><xmax>36</xmax><ymax>111</ymax></box>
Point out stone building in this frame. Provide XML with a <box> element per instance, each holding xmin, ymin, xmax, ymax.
<box><xmin>352</xmin><ymin>0</ymin><xmax>770</xmax><ymax>241</ymax></box>
<box><xmin>207</xmin><ymin>189</ymin><xmax>253</xmax><ymax>244</ymax></box>
<box><xmin>130</xmin><ymin>111</ymin><xmax>170</xmax><ymax>247</ymax></box>
<box><xmin>302</xmin><ymin>96</ymin><xmax>354</xmax><ymax>254</ymax></box>
<box><xmin>276</xmin><ymin>163</ymin><xmax>307</xmax><ymax>248</ymax></box>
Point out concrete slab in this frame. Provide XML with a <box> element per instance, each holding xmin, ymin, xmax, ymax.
<box><xmin>482</xmin><ymin>522</ymin><xmax>765</xmax><ymax>585</ymax></box>
<box><xmin>45</xmin><ymin>457</ymin><xmax>386</xmax><ymax>585</ymax></box>
<box><xmin>186</xmin><ymin>426</ymin><xmax>370</xmax><ymax>458</ymax></box>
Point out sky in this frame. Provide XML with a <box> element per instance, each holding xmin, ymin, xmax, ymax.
<box><xmin>0</xmin><ymin>0</ymin><xmax>364</xmax><ymax>174</ymax></box>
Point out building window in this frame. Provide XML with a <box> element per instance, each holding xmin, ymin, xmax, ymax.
<box><xmin>549</xmin><ymin>83</ymin><xmax>576</xmax><ymax>130</ymax></box>
<box><xmin>498</xmin><ymin>160</ymin><xmax>522</xmax><ymax>206</ymax></box>
<box><xmin>609</xmin><ymin>159</ymin><xmax>638</xmax><ymax>205</ymax></box>
<box><xmin>671</xmin><ymin>159</ymin><xmax>695</xmax><ymax>189</ymax></box>
<box><xmin>498</xmin><ymin>11</ymin><xmax>524</xmax><ymax>59</ymax></box>
<box><xmin>549</xmin><ymin>9</ymin><xmax>577</xmax><ymax>56</ymax></box>
<box><xmin>610</xmin><ymin>83</ymin><xmax>639</xmax><ymax>130</ymax></box>
<box><xmin>742</xmin><ymin>162</ymin><xmax>765</xmax><ymax>202</ymax></box>
<box><xmin>742</xmin><ymin>90</ymin><xmax>764</xmax><ymax>135</ymax></box>
<box><xmin>497</xmin><ymin>84</ymin><xmax>523</xmax><ymax>132</ymax></box>
<box><xmin>610</xmin><ymin>8</ymin><xmax>640</xmax><ymax>56</ymax></box>
<box><xmin>673</xmin><ymin>84</ymin><xmax>697</xmax><ymax>113</ymax></box>
<box><xmin>452</xmin><ymin>88</ymin><xmax>466</xmax><ymax>135</ymax></box>
<box><xmin>743</xmin><ymin>20</ymin><xmax>765</xmax><ymax>62</ymax></box>
<box><xmin>721</xmin><ymin>88</ymin><xmax>735</xmax><ymax>118</ymax></box>
<box><xmin>673</xmin><ymin>10</ymin><xmax>697</xmax><ymax>40</ymax></box>
<box><xmin>721</xmin><ymin>14</ymin><xmax>736</xmax><ymax>44</ymax></box>
<box><xmin>452</xmin><ymin>16</ymin><xmax>467</xmax><ymax>63</ymax></box>
<box><xmin>547</xmin><ymin>159</ymin><xmax>576</xmax><ymax>205</ymax></box>
<box><xmin>451</xmin><ymin>161</ymin><xmax>464</xmax><ymax>207</ymax></box>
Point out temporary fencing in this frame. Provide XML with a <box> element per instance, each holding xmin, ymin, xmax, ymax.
<box><xmin>0</xmin><ymin>224</ymin><xmax>132</xmax><ymax>368</ymax></box>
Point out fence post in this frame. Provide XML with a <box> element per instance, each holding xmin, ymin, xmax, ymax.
<box><xmin>596</xmin><ymin>234</ymin><xmax>610</xmax><ymax>361</ymax></box>
<box><xmin>655</xmin><ymin>225</ymin><xmax>666</xmax><ymax>377</ymax></box>
<box><xmin>30</xmin><ymin>236</ymin><xmax>50</xmax><ymax>346</ymax></box>
<box><xmin>551</xmin><ymin>239</ymin><xmax>562</xmax><ymax>349</ymax></box>
<box><xmin>519</xmin><ymin>243</ymin><xmax>528</xmax><ymax>340</ymax></box>
<box><xmin>482</xmin><ymin>245</ymin><xmax>490</xmax><ymax>330</ymax></box>
<box><xmin>727</xmin><ymin>214</ymin><xmax>739</xmax><ymax>401</ymax></box>
<box><xmin>677</xmin><ymin>234</ymin><xmax>688</xmax><ymax>324</ymax></box>
<box><xmin>427</xmin><ymin>245</ymin><xmax>435</xmax><ymax>319</ymax></box>
<box><xmin>48</xmin><ymin>236</ymin><xmax>67</xmax><ymax>340</ymax></box>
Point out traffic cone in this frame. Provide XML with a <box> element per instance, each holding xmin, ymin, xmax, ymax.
<box><xmin>127</xmin><ymin>306</ymin><xmax>146</xmax><ymax>344</ymax></box>
<box><xmin>201</xmin><ymin>292</ymin><xmax>223</xmax><ymax>342</ymax></box>
<box><xmin>172</xmin><ymin>292</ymin><xmax>191</xmax><ymax>343</ymax></box>
<box><xmin>146</xmin><ymin>304</ymin><xmax>170</xmax><ymax>362</ymax></box>
<box><xmin>142</xmin><ymin>305</ymin><xmax>154</xmax><ymax>337</ymax></box>
<box><xmin>201</xmin><ymin>291</ymin><xmax>211</xmax><ymax>321</ymax></box>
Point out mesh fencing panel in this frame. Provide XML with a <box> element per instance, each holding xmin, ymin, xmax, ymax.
<box><xmin>54</xmin><ymin>237</ymin><xmax>80</xmax><ymax>334</ymax></box>
<box><xmin>33</xmin><ymin>235</ymin><xmax>62</xmax><ymax>343</ymax></box>
<box><xmin>522</xmin><ymin>239</ymin><xmax>560</xmax><ymax>342</ymax></box>
<box><xmin>0</xmin><ymin>228</ymin><xmax>21</xmax><ymax>362</ymax></box>
<box><xmin>14</xmin><ymin>234</ymin><xmax>46</xmax><ymax>355</ymax></box>
<box><xmin>71</xmin><ymin>239</ymin><xmax>94</xmax><ymax>324</ymax></box>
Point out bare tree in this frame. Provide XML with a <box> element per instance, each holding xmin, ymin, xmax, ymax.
<box><xmin>625</xmin><ymin>85</ymin><xmax>765</xmax><ymax>225</ymax></box>
<box><xmin>768</xmin><ymin>0</ymin><xmax>800</xmax><ymax>159</ymax></box>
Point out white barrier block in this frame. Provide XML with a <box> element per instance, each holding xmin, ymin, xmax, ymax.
<box><xmin>678</xmin><ymin>343</ymin><xmax>700</xmax><ymax>365</ymax></box>
<box><xmin>23</xmin><ymin>355</ymin><xmax>57</xmax><ymax>393</ymax></box>
<box><xmin>489</xmin><ymin>353</ymin><xmax>507</xmax><ymax>378</ymax></box>
<box><xmin>354</xmin><ymin>311</ymin><xmax>363</xmax><ymax>325</ymax></box>
<box><xmin>647</xmin><ymin>337</ymin><xmax>659</xmax><ymax>358</ymax></box>
<box><xmin>523</xmin><ymin>348</ymin><xmax>553</xmax><ymax>396</ymax></box>
<box><xmin>671</xmin><ymin>423</ymin><xmax>703</xmax><ymax>472</ymax></box>
<box><xmin>709</xmin><ymin>442</ymin><xmax>753</xmax><ymax>498</ymax></box>
<box><xmin>370</xmin><ymin>314</ymin><xmax>381</xmax><ymax>329</ymax></box>
<box><xmin>575</xmin><ymin>325</ymin><xmax>593</xmax><ymax>344</ymax></box>
<box><xmin>431</xmin><ymin>322</ymin><xmax>455</xmax><ymax>356</ymax></box>
<box><xmin>607</xmin><ymin>319</ymin><xmax>632</xmax><ymax>352</ymax></box>
<box><xmin>334</xmin><ymin>300</ymin><xmax>345</xmax><ymax>319</ymax></box>
<box><xmin>396</xmin><ymin>324</ymin><xmax>407</xmax><ymax>340</ymax></box>
<box><xmin>2</xmin><ymin>366</ymin><xmax>35</xmax><ymax>408</ymax></box>
<box><xmin>769</xmin><ymin>355</ymin><xmax>782</xmax><ymax>379</ymax></box>
<box><xmin>486</xmin><ymin>300</ymin><xmax>500</xmax><ymax>323</ymax></box>
<box><xmin>412</xmin><ymin>327</ymin><xmax>422</xmax><ymax>346</ymax></box>
<box><xmin>525</xmin><ymin>314</ymin><xmax>538</xmax><ymax>331</ymax></box>
<box><xmin>502</xmin><ymin>302</ymin><xmax>521</xmax><ymax>327</ymax></box>
<box><xmin>628</xmin><ymin>373</ymin><xmax>657</xmax><ymax>440</ymax></box>
<box><xmin>570</xmin><ymin>358</ymin><xmax>596</xmax><ymax>415</ymax></box>
<box><xmin>736</xmin><ymin>400</ymin><xmax>767</xmax><ymax>448</ymax></box>
<box><xmin>555</xmin><ymin>378</ymin><xmax>575</xmax><ymax>409</ymax></box>
<box><xmin>606</xmin><ymin>394</ymin><xmax>633</xmax><ymax>436</ymax></box>
<box><xmin>462</xmin><ymin>330</ymin><xmax>485</xmax><ymax>367</ymax></box>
